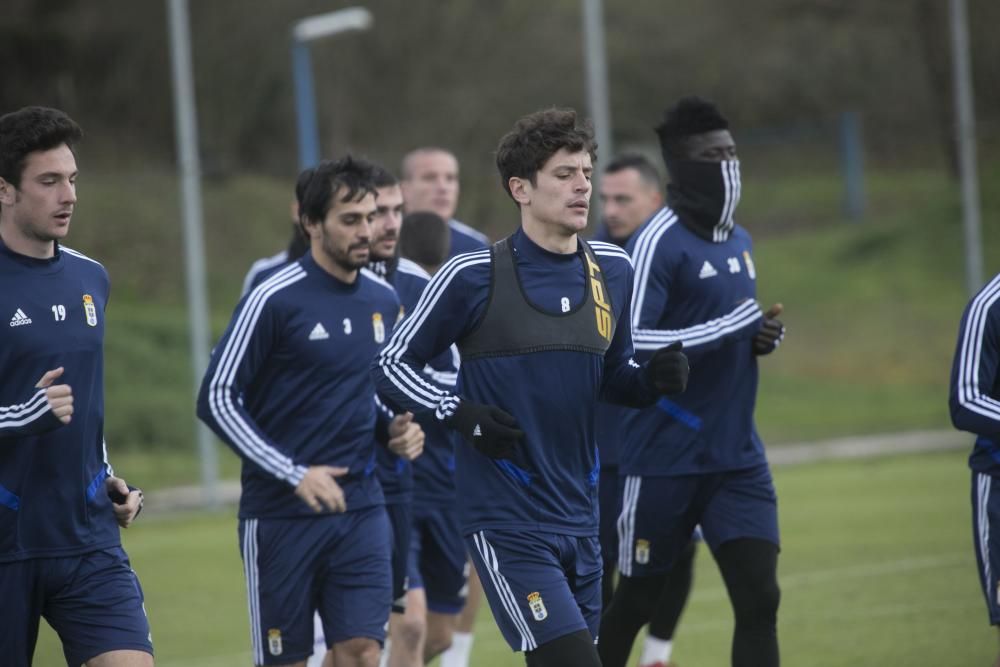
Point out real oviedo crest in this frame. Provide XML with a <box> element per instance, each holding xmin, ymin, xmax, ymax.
<box><xmin>527</xmin><ymin>591</ymin><xmax>548</xmax><ymax>622</ymax></box>
<box><xmin>82</xmin><ymin>294</ymin><xmax>98</xmax><ymax>327</ymax></box>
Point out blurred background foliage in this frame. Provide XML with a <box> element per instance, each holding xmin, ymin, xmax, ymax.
<box><xmin>5</xmin><ymin>1</ymin><xmax>999</xmax><ymax>184</ymax></box>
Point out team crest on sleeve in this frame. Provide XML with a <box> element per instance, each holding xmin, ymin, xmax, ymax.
<box><xmin>527</xmin><ymin>591</ymin><xmax>548</xmax><ymax>621</ymax></box>
<box><xmin>372</xmin><ymin>312</ymin><xmax>386</xmax><ymax>343</ymax></box>
<box><xmin>635</xmin><ymin>538</ymin><xmax>651</xmax><ymax>564</ymax></box>
<box><xmin>82</xmin><ymin>294</ymin><xmax>98</xmax><ymax>327</ymax></box>
<box><xmin>267</xmin><ymin>628</ymin><xmax>283</xmax><ymax>656</ymax></box>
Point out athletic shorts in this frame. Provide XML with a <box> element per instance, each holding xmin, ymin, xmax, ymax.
<box><xmin>385</xmin><ymin>501</ymin><xmax>413</xmax><ymax>613</ymax></box>
<box><xmin>617</xmin><ymin>463</ymin><xmax>779</xmax><ymax>577</ymax></box>
<box><xmin>972</xmin><ymin>471</ymin><xmax>1000</xmax><ymax>624</ymax></box>
<box><xmin>408</xmin><ymin>505</ymin><xmax>468</xmax><ymax>614</ymax></box>
<box><xmin>466</xmin><ymin>529</ymin><xmax>601</xmax><ymax>653</ymax></box>
<box><xmin>1</xmin><ymin>546</ymin><xmax>153</xmax><ymax>667</ymax></box>
<box><xmin>599</xmin><ymin>466</ymin><xmax>622</xmax><ymax>568</ymax></box>
<box><xmin>239</xmin><ymin>507</ymin><xmax>391</xmax><ymax>665</ymax></box>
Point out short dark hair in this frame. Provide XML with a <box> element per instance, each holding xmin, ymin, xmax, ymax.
<box><xmin>287</xmin><ymin>168</ymin><xmax>314</xmax><ymax>254</ymax></box>
<box><xmin>399</xmin><ymin>211</ymin><xmax>450</xmax><ymax>269</ymax></box>
<box><xmin>299</xmin><ymin>155</ymin><xmax>378</xmax><ymax>225</ymax></box>
<box><xmin>654</xmin><ymin>97</ymin><xmax>729</xmax><ymax>160</ymax></box>
<box><xmin>294</xmin><ymin>166</ymin><xmax>315</xmax><ymax>208</ymax></box>
<box><xmin>0</xmin><ymin>106</ymin><xmax>82</xmax><ymax>187</ymax></box>
<box><xmin>371</xmin><ymin>164</ymin><xmax>399</xmax><ymax>189</ymax></box>
<box><xmin>604</xmin><ymin>153</ymin><xmax>661</xmax><ymax>189</ymax></box>
<box><xmin>495</xmin><ymin>108</ymin><xmax>596</xmax><ymax>201</ymax></box>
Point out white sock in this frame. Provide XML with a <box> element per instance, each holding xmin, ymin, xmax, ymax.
<box><xmin>439</xmin><ymin>631</ymin><xmax>474</xmax><ymax>667</ymax></box>
<box><xmin>305</xmin><ymin>612</ymin><xmax>327</xmax><ymax>667</ymax></box>
<box><xmin>378</xmin><ymin>638</ymin><xmax>391</xmax><ymax>667</ymax></box>
<box><xmin>639</xmin><ymin>635</ymin><xmax>673</xmax><ymax>666</ymax></box>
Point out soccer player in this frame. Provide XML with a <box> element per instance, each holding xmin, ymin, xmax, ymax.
<box><xmin>398</xmin><ymin>211</ymin><xmax>450</xmax><ymax>276</ymax></box>
<box><xmin>593</xmin><ymin>153</ymin><xmax>663</xmax><ymax>246</ymax></box>
<box><xmin>241</xmin><ymin>170</ymin><xmax>313</xmax><ymax>296</ymax></box>
<box><xmin>373</xmin><ymin>108</ymin><xmax>689</xmax><ymax>667</ymax></box>
<box><xmin>388</xmin><ymin>211</ymin><xmax>470</xmax><ymax>667</ymax></box>
<box><xmin>400</xmin><ymin>146</ymin><xmax>489</xmax><ymax>666</ymax></box>
<box><xmin>0</xmin><ymin>106</ymin><xmax>153</xmax><ymax>666</ymax></box>
<box><xmin>400</xmin><ymin>147</ymin><xmax>488</xmax><ymax>257</ymax></box>
<box><xmin>593</xmin><ymin>153</ymin><xmax>666</xmax><ymax>605</ymax></box>
<box><xmin>593</xmin><ymin>153</ymin><xmax>698</xmax><ymax>667</ymax></box>
<box><xmin>598</xmin><ymin>97</ymin><xmax>785</xmax><ymax>667</ymax></box>
<box><xmin>949</xmin><ymin>272</ymin><xmax>1000</xmax><ymax>667</ymax></box>
<box><xmin>365</xmin><ymin>168</ymin><xmax>462</xmax><ymax>667</ymax></box>
<box><xmin>197</xmin><ymin>156</ymin><xmax>423</xmax><ymax>667</ymax></box>
<box><xmin>367</xmin><ymin>166</ymin><xmax>417</xmax><ymax>620</ymax></box>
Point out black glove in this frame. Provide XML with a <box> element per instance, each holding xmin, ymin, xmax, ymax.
<box><xmin>447</xmin><ymin>399</ymin><xmax>524</xmax><ymax>459</ymax></box>
<box><xmin>753</xmin><ymin>304</ymin><xmax>785</xmax><ymax>356</ymax></box>
<box><xmin>646</xmin><ymin>341</ymin><xmax>689</xmax><ymax>395</ymax></box>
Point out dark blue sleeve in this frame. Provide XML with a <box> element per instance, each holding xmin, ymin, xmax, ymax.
<box><xmin>196</xmin><ymin>294</ymin><xmax>308</xmax><ymax>486</ymax></box>
<box><xmin>599</xmin><ymin>257</ymin><xmax>659</xmax><ymax>408</ymax></box>
<box><xmin>0</xmin><ymin>387</ymin><xmax>66</xmax><ymax>439</ymax></box>
<box><xmin>373</xmin><ymin>394</ymin><xmax>394</xmax><ymax>445</ymax></box>
<box><xmin>631</xmin><ymin>236</ymin><xmax>761</xmax><ymax>362</ymax></box>
<box><xmin>950</xmin><ymin>286</ymin><xmax>1000</xmax><ymax>436</ymax></box>
<box><xmin>372</xmin><ymin>256</ymin><xmax>485</xmax><ymax>421</ymax></box>
<box><xmin>448</xmin><ymin>221</ymin><xmax>490</xmax><ymax>257</ymax></box>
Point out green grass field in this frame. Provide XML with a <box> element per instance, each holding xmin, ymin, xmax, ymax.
<box><xmin>34</xmin><ymin>448</ymin><xmax>994</xmax><ymax>666</ymax></box>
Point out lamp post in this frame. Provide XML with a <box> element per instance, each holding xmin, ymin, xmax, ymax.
<box><xmin>949</xmin><ymin>0</ymin><xmax>983</xmax><ymax>295</ymax></box>
<box><xmin>166</xmin><ymin>0</ymin><xmax>217</xmax><ymax>506</ymax></box>
<box><xmin>291</xmin><ymin>7</ymin><xmax>374</xmax><ymax>170</ymax></box>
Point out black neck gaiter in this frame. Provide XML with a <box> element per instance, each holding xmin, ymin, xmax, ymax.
<box><xmin>665</xmin><ymin>158</ymin><xmax>741</xmax><ymax>243</ymax></box>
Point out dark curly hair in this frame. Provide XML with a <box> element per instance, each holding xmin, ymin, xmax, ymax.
<box><xmin>495</xmin><ymin>108</ymin><xmax>597</xmax><ymax>202</ymax></box>
<box><xmin>0</xmin><ymin>106</ymin><xmax>82</xmax><ymax>187</ymax></box>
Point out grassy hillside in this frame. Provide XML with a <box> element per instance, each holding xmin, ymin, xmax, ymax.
<box><xmin>753</xmin><ymin>163</ymin><xmax>1000</xmax><ymax>442</ymax></box>
<box><xmin>32</xmin><ymin>449</ymin><xmax>993</xmax><ymax>666</ymax></box>
<box><xmin>62</xmin><ymin>161</ymin><xmax>999</xmax><ymax>486</ymax></box>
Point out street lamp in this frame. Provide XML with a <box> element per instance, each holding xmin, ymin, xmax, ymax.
<box><xmin>291</xmin><ymin>7</ymin><xmax>374</xmax><ymax>170</ymax></box>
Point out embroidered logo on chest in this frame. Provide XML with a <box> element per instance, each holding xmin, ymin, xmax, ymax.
<box><xmin>743</xmin><ymin>250</ymin><xmax>757</xmax><ymax>279</ymax></box>
<box><xmin>83</xmin><ymin>294</ymin><xmax>98</xmax><ymax>327</ymax></box>
<box><xmin>698</xmin><ymin>261</ymin><xmax>718</xmax><ymax>279</ymax></box>
<box><xmin>372</xmin><ymin>312</ymin><xmax>386</xmax><ymax>343</ymax></box>
<box><xmin>308</xmin><ymin>322</ymin><xmax>329</xmax><ymax>340</ymax></box>
<box><xmin>9</xmin><ymin>308</ymin><xmax>32</xmax><ymax>327</ymax></box>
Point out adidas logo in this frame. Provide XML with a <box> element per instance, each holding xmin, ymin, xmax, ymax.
<box><xmin>698</xmin><ymin>260</ymin><xmax>718</xmax><ymax>279</ymax></box>
<box><xmin>308</xmin><ymin>322</ymin><xmax>329</xmax><ymax>340</ymax></box>
<box><xmin>473</xmin><ymin>424</ymin><xmax>483</xmax><ymax>437</ymax></box>
<box><xmin>9</xmin><ymin>308</ymin><xmax>32</xmax><ymax>327</ymax></box>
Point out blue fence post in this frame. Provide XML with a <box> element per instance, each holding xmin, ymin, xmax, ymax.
<box><xmin>291</xmin><ymin>39</ymin><xmax>320</xmax><ymax>170</ymax></box>
<box><xmin>839</xmin><ymin>111</ymin><xmax>866</xmax><ymax>222</ymax></box>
